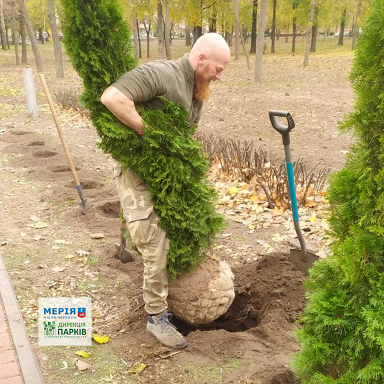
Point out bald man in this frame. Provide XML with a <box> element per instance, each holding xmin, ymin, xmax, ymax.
<box><xmin>101</xmin><ymin>33</ymin><xmax>230</xmax><ymax>349</ymax></box>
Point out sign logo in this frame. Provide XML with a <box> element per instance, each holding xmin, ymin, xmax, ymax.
<box><xmin>39</xmin><ymin>298</ymin><xmax>92</xmax><ymax>346</ymax></box>
<box><xmin>43</xmin><ymin>321</ymin><xmax>56</xmax><ymax>336</ymax></box>
<box><xmin>78</xmin><ymin>308</ymin><xmax>86</xmax><ymax>318</ymax></box>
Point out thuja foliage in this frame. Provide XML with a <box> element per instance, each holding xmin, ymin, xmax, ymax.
<box><xmin>294</xmin><ymin>1</ymin><xmax>384</xmax><ymax>383</ymax></box>
<box><xmin>60</xmin><ymin>0</ymin><xmax>224</xmax><ymax>279</ymax></box>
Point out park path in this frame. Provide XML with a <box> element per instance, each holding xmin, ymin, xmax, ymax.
<box><xmin>0</xmin><ymin>254</ymin><xmax>44</xmax><ymax>384</ymax></box>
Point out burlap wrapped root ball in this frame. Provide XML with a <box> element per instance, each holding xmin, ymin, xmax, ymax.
<box><xmin>168</xmin><ymin>258</ymin><xmax>235</xmax><ymax>325</ymax></box>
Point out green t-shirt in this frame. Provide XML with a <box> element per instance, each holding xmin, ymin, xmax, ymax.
<box><xmin>112</xmin><ymin>54</ymin><xmax>203</xmax><ymax>125</ymax></box>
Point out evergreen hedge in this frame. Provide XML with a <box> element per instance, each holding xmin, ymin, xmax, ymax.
<box><xmin>60</xmin><ymin>0</ymin><xmax>224</xmax><ymax>279</ymax></box>
<box><xmin>294</xmin><ymin>0</ymin><xmax>384</xmax><ymax>382</ymax></box>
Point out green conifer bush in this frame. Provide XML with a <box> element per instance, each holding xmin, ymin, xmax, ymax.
<box><xmin>60</xmin><ymin>0</ymin><xmax>224</xmax><ymax>279</ymax></box>
<box><xmin>294</xmin><ymin>0</ymin><xmax>384</xmax><ymax>382</ymax></box>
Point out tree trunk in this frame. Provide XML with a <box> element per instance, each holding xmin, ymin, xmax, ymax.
<box><xmin>303</xmin><ymin>0</ymin><xmax>317</xmax><ymax>66</ymax></box>
<box><xmin>352</xmin><ymin>0</ymin><xmax>362</xmax><ymax>50</ymax></box>
<box><xmin>39</xmin><ymin>28</ymin><xmax>44</xmax><ymax>44</ymax></box>
<box><xmin>12</xmin><ymin>15</ymin><xmax>19</xmax><ymax>65</ymax></box>
<box><xmin>143</xmin><ymin>20</ymin><xmax>151</xmax><ymax>58</ymax></box>
<box><xmin>338</xmin><ymin>8</ymin><xmax>346</xmax><ymax>45</ymax></box>
<box><xmin>193</xmin><ymin>25</ymin><xmax>202</xmax><ymax>45</ymax></box>
<box><xmin>271</xmin><ymin>0</ymin><xmax>277</xmax><ymax>53</ymax></box>
<box><xmin>18</xmin><ymin>0</ymin><xmax>43</xmax><ymax>72</ymax></box>
<box><xmin>310</xmin><ymin>24</ymin><xmax>317</xmax><ymax>52</ymax></box>
<box><xmin>157</xmin><ymin>0</ymin><xmax>164</xmax><ymax>58</ymax></box>
<box><xmin>0</xmin><ymin>0</ymin><xmax>6</xmax><ymax>50</ymax></box>
<box><xmin>132</xmin><ymin>14</ymin><xmax>138</xmax><ymax>60</ymax></box>
<box><xmin>164</xmin><ymin>0</ymin><xmax>171</xmax><ymax>59</ymax></box>
<box><xmin>209</xmin><ymin>3</ymin><xmax>217</xmax><ymax>32</ymax></box>
<box><xmin>185</xmin><ymin>25</ymin><xmax>191</xmax><ymax>46</ymax></box>
<box><xmin>137</xmin><ymin>18</ymin><xmax>142</xmax><ymax>59</ymax></box>
<box><xmin>240</xmin><ymin>27</ymin><xmax>250</xmax><ymax>70</ymax></box>
<box><xmin>292</xmin><ymin>0</ymin><xmax>298</xmax><ymax>54</ymax></box>
<box><xmin>254</xmin><ymin>0</ymin><xmax>268</xmax><ymax>83</ymax></box>
<box><xmin>47</xmin><ymin>0</ymin><xmax>64</xmax><ymax>78</ymax></box>
<box><xmin>20</xmin><ymin>15</ymin><xmax>27</xmax><ymax>64</ymax></box>
<box><xmin>234</xmin><ymin>0</ymin><xmax>240</xmax><ymax>60</ymax></box>
<box><xmin>5</xmin><ymin>25</ymin><xmax>9</xmax><ymax>48</ymax></box>
<box><xmin>250</xmin><ymin>0</ymin><xmax>257</xmax><ymax>54</ymax></box>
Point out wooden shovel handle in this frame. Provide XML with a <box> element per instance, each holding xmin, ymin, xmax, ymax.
<box><xmin>39</xmin><ymin>73</ymin><xmax>80</xmax><ymax>186</ymax></box>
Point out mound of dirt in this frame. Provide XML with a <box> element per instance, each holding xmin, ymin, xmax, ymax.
<box><xmin>104</xmin><ymin>252</ymin><xmax>306</xmax><ymax>384</ymax></box>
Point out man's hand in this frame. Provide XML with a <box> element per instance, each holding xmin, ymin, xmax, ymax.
<box><xmin>101</xmin><ymin>86</ymin><xmax>144</xmax><ymax>134</ymax></box>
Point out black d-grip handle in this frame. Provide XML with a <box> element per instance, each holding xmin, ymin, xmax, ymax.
<box><xmin>268</xmin><ymin>110</ymin><xmax>295</xmax><ymax>146</ymax></box>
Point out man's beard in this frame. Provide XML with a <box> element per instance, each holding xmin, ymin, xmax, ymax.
<box><xmin>194</xmin><ymin>69</ymin><xmax>211</xmax><ymax>101</ymax></box>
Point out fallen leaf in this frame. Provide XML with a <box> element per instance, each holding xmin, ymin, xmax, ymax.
<box><xmin>92</xmin><ymin>333</ymin><xmax>109</xmax><ymax>344</ymax></box>
<box><xmin>309</xmin><ymin>215</ymin><xmax>317</xmax><ymax>222</ymax></box>
<box><xmin>75</xmin><ymin>351</ymin><xmax>89</xmax><ymax>358</ymax></box>
<box><xmin>90</xmin><ymin>233</ymin><xmax>105</xmax><ymax>239</ymax></box>
<box><xmin>76</xmin><ymin>360</ymin><xmax>91</xmax><ymax>371</ymax></box>
<box><xmin>128</xmin><ymin>362</ymin><xmax>146</xmax><ymax>374</ymax></box>
<box><xmin>272</xmin><ymin>233</ymin><xmax>283</xmax><ymax>243</ymax></box>
<box><xmin>52</xmin><ymin>266</ymin><xmax>66</xmax><ymax>273</ymax></box>
<box><xmin>65</xmin><ymin>254</ymin><xmax>75</xmax><ymax>259</ymax></box>
<box><xmin>229</xmin><ymin>187</ymin><xmax>239</xmax><ymax>195</ymax></box>
<box><xmin>34</xmin><ymin>222</ymin><xmax>48</xmax><ymax>229</ymax></box>
<box><xmin>273</xmin><ymin>207</ymin><xmax>284</xmax><ymax>216</ymax></box>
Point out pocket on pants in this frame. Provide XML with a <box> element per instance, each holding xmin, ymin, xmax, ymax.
<box><xmin>127</xmin><ymin>213</ymin><xmax>158</xmax><ymax>247</ymax></box>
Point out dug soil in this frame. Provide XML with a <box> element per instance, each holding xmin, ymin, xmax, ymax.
<box><xmin>1</xmin><ymin>123</ymin><xmax>306</xmax><ymax>383</ymax></box>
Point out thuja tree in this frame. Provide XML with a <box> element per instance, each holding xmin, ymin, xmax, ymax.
<box><xmin>294</xmin><ymin>0</ymin><xmax>384</xmax><ymax>382</ymax></box>
<box><xmin>60</xmin><ymin>0</ymin><xmax>224</xmax><ymax>279</ymax></box>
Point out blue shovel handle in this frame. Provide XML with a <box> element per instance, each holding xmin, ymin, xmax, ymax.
<box><xmin>269</xmin><ymin>110</ymin><xmax>307</xmax><ymax>257</ymax></box>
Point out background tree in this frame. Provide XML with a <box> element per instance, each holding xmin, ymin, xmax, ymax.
<box><xmin>234</xmin><ymin>0</ymin><xmax>240</xmax><ymax>59</ymax></box>
<box><xmin>249</xmin><ymin>0</ymin><xmax>257</xmax><ymax>53</ymax></box>
<box><xmin>254</xmin><ymin>0</ymin><xmax>268</xmax><ymax>82</ymax></box>
<box><xmin>303</xmin><ymin>0</ymin><xmax>316</xmax><ymax>66</ymax></box>
<box><xmin>157</xmin><ymin>0</ymin><xmax>164</xmax><ymax>57</ymax></box>
<box><xmin>0</xmin><ymin>0</ymin><xmax>7</xmax><ymax>49</ymax></box>
<box><xmin>164</xmin><ymin>0</ymin><xmax>171</xmax><ymax>59</ymax></box>
<box><xmin>19</xmin><ymin>7</ymin><xmax>26</xmax><ymax>63</ymax></box>
<box><xmin>18</xmin><ymin>0</ymin><xmax>43</xmax><ymax>72</ymax></box>
<box><xmin>26</xmin><ymin>0</ymin><xmax>49</xmax><ymax>44</ymax></box>
<box><xmin>47</xmin><ymin>0</ymin><xmax>64</xmax><ymax>77</ymax></box>
<box><xmin>294</xmin><ymin>0</ymin><xmax>384</xmax><ymax>381</ymax></box>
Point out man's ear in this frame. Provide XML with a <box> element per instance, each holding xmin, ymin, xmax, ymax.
<box><xmin>198</xmin><ymin>53</ymin><xmax>206</xmax><ymax>67</ymax></box>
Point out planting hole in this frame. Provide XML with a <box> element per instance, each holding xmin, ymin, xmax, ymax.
<box><xmin>33</xmin><ymin>150</ymin><xmax>58</xmax><ymax>158</ymax></box>
<box><xmin>97</xmin><ymin>200</ymin><xmax>120</xmax><ymax>218</ymax></box>
<box><xmin>28</xmin><ymin>141</ymin><xmax>45</xmax><ymax>146</ymax></box>
<box><xmin>172</xmin><ymin>292</ymin><xmax>259</xmax><ymax>336</ymax></box>
<box><xmin>49</xmin><ymin>165</ymin><xmax>80</xmax><ymax>173</ymax></box>
<box><xmin>11</xmin><ymin>130</ymin><xmax>32</xmax><ymax>135</ymax></box>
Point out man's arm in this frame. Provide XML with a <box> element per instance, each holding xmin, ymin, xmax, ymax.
<box><xmin>101</xmin><ymin>86</ymin><xmax>144</xmax><ymax>134</ymax></box>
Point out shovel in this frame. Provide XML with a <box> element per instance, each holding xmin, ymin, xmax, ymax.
<box><xmin>268</xmin><ymin>110</ymin><xmax>319</xmax><ymax>276</ymax></box>
<box><xmin>39</xmin><ymin>74</ymin><xmax>91</xmax><ymax>214</ymax></box>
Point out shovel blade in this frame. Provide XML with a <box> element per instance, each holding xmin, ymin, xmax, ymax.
<box><xmin>79</xmin><ymin>199</ymin><xmax>91</xmax><ymax>215</ymax></box>
<box><xmin>289</xmin><ymin>249</ymin><xmax>320</xmax><ymax>276</ymax></box>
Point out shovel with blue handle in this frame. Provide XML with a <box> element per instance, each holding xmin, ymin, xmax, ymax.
<box><xmin>268</xmin><ymin>110</ymin><xmax>319</xmax><ymax>276</ymax></box>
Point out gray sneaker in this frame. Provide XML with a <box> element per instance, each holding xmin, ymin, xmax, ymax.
<box><xmin>146</xmin><ymin>312</ymin><xmax>188</xmax><ymax>349</ymax></box>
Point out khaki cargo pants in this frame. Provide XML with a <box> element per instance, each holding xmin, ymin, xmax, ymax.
<box><xmin>114</xmin><ymin>162</ymin><xmax>170</xmax><ymax>315</ymax></box>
